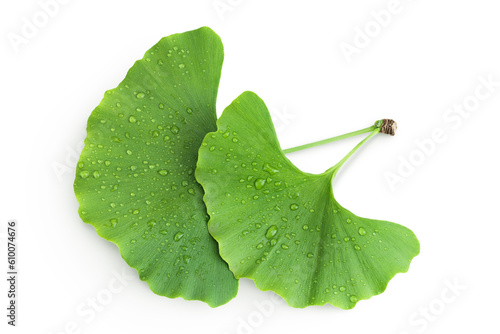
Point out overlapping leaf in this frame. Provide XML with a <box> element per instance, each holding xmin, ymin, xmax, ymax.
<box><xmin>74</xmin><ymin>27</ymin><xmax>238</xmax><ymax>307</ymax></box>
<box><xmin>196</xmin><ymin>91</ymin><xmax>420</xmax><ymax>309</ymax></box>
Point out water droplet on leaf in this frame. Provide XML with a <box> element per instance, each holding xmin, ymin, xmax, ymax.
<box><xmin>170</xmin><ymin>126</ymin><xmax>180</xmax><ymax>134</ymax></box>
<box><xmin>254</xmin><ymin>178</ymin><xmax>266</xmax><ymax>190</ymax></box>
<box><xmin>174</xmin><ymin>232</ymin><xmax>184</xmax><ymax>242</ymax></box>
<box><xmin>265</xmin><ymin>225</ymin><xmax>278</xmax><ymax>239</ymax></box>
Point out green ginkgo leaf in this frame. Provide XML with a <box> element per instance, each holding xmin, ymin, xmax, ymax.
<box><xmin>74</xmin><ymin>27</ymin><xmax>238</xmax><ymax>307</ymax></box>
<box><xmin>196</xmin><ymin>91</ymin><xmax>419</xmax><ymax>309</ymax></box>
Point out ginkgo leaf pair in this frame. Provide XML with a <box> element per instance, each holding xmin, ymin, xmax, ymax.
<box><xmin>74</xmin><ymin>27</ymin><xmax>419</xmax><ymax>309</ymax></box>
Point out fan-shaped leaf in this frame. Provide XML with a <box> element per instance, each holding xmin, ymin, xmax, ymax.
<box><xmin>74</xmin><ymin>27</ymin><xmax>238</xmax><ymax>307</ymax></box>
<box><xmin>196</xmin><ymin>91</ymin><xmax>419</xmax><ymax>309</ymax></box>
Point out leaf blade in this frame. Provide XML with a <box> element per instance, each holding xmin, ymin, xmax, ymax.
<box><xmin>196</xmin><ymin>91</ymin><xmax>419</xmax><ymax>308</ymax></box>
<box><xmin>74</xmin><ymin>27</ymin><xmax>238</xmax><ymax>307</ymax></box>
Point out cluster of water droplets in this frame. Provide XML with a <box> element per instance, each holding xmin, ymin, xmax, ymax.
<box><xmin>74</xmin><ymin>41</ymin><xmax>228</xmax><ymax>293</ymax></box>
<box><xmin>198</xmin><ymin>125</ymin><xmax>400</xmax><ymax>305</ymax></box>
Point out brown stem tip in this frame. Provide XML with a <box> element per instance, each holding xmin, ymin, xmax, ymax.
<box><xmin>379</xmin><ymin>119</ymin><xmax>397</xmax><ymax>136</ymax></box>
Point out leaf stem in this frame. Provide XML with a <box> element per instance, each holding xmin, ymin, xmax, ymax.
<box><xmin>326</xmin><ymin>128</ymin><xmax>380</xmax><ymax>178</ymax></box>
<box><xmin>282</xmin><ymin>125</ymin><xmax>377</xmax><ymax>154</ymax></box>
<box><xmin>282</xmin><ymin>119</ymin><xmax>396</xmax><ymax>178</ymax></box>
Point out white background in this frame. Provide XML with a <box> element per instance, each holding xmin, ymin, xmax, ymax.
<box><xmin>1</xmin><ymin>0</ymin><xmax>499</xmax><ymax>333</ymax></box>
